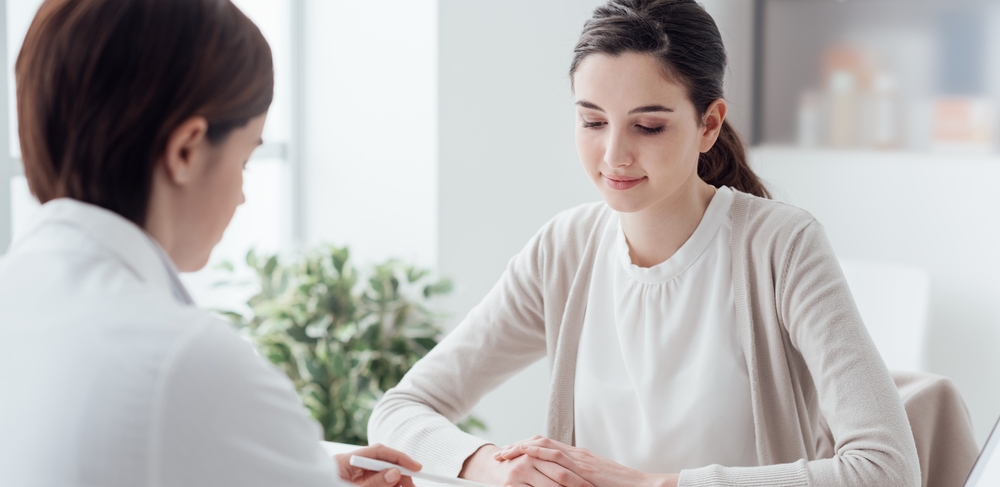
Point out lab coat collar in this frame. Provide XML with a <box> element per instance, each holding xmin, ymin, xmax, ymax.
<box><xmin>10</xmin><ymin>198</ymin><xmax>188</xmax><ymax>304</ymax></box>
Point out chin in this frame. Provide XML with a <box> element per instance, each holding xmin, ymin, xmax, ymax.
<box><xmin>178</xmin><ymin>253</ymin><xmax>212</xmax><ymax>273</ymax></box>
<box><xmin>599</xmin><ymin>190</ymin><xmax>652</xmax><ymax>214</ymax></box>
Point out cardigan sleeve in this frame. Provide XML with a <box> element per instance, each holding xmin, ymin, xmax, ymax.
<box><xmin>367</xmin><ymin>227</ymin><xmax>550</xmax><ymax>478</ymax></box>
<box><xmin>680</xmin><ymin>220</ymin><xmax>921</xmax><ymax>487</ymax></box>
<box><xmin>780</xmin><ymin>221</ymin><xmax>919</xmax><ymax>486</ymax></box>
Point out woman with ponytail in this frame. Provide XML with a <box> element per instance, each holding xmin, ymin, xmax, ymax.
<box><xmin>369</xmin><ymin>1</ymin><xmax>920</xmax><ymax>486</ymax></box>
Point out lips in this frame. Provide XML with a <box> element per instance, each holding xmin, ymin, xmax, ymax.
<box><xmin>602</xmin><ymin>174</ymin><xmax>646</xmax><ymax>190</ymax></box>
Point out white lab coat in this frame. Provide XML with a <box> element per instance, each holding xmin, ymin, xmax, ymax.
<box><xmin>0</xmin><ymin>198</ymin><xmax>345</xmax><ymax>486</ymax></box>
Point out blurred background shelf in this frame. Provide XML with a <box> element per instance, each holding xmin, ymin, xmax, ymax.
<box><xmin>752</xmin><ymin>145</ymin><xmax>1000</xmax><ymax>167</ymax></box>
<box><xmin>753</xmin><ymin>0</ymin><xmax>1000</xmax><ymax>154</ymax></box>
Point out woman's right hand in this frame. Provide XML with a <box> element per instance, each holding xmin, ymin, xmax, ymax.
<box><xmin>460</xmin><ymin>444</ymin><xmax>595</xmax><ymax>487</ymax></box>
<box><xmin>334</xmin><ymin>444</ymin><xmax>422</xmax><ymax>487</ymax></box>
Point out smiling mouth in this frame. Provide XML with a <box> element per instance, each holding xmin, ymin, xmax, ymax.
<box><xmin>602</xmin><ymin>174</ymin><xmax>647</xmax><ymax>190</ymax></box>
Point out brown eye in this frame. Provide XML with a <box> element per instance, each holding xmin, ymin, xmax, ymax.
<box><xmin>582</xmin><ymin>121</ymin><xmax>606</xmax><ymax>129</ymax></box>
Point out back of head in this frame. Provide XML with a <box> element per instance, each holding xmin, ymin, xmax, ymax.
<box><xmin>16</xmin><ymin>0</ymin><xmax>274</xmax><ymax>226</ymax></box>
<box><xmin>570</xmin><ymin>0</ymin><xmax>770</xmax><ymax>198</ymax></box>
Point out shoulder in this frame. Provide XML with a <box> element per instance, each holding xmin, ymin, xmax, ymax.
<box><xmin>533</xmin><ymin>201</ymin><xmax>612</xmax><ymax>250</ymax></box>
<box><xmin>732</xmin><ymin>190</ymin><xmax>822</xmax><ymax>250</ymax></box>
<box><xmin>516</xmin><ymin>201</ymin><xmax>612</xmax><ymax>277</ymax></box>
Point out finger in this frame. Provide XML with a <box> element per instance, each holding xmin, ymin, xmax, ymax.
<box><xmin>332</xmin><ymin>453</ymin><xmax>367</xmax><ymax>483</ymax></box>
<box><xmin>521</xmin><ymin>447</ymin><xmax>579</xmax><ymax>473</ymax></box>
<box><xmin>496</xmin><ymin>437</ymin><xmax>559</xmax><ymax>461</ymax></box>
<box><xmin>493</xmin><ymin>436</ymin><xmax>548</xmax><ymax>461</ymax></box>
<box><xmin>525</xmin><ymin>465</ymin><xmax>564</xmax><ymax>487</ymax></box>
<box><xmin>397</xmin><ymin>474</ymin><xmax>418</xmax><ymax>487</ymax></box>
<box><xmin>358</xmin><ymin>468</ymin><xmax>402</xmax><ymax>487</ymax></box>
<box><xmin>356</xmin><ymin>444</ymin><xmax>423</xmax><ymax>472</ymax></box>
<box><xmin>497</xmin><ymin>438</ymin><xmax>571</xmax><ymax>462</ymax></box>
<box><xmin>495</xmin><ymin>448</ymin><xmax>527</xmax><ymax>461</ymax></box>
<box><xmin>531</xmin><ymin>458</ymin><xmax>593</xmax><ymax>487</ymax></box>
<box><xmin>506</xmin><ymin>460</ymin><xmax>564</xmax><ymax>487</ymax></box>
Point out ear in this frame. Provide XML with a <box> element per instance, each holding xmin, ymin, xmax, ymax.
<box><xmin>698</xmin><ymin>99</ymin><xmax>728</xmax><ymax>153</ymax></box>
<box><xmin>161</xmin><ymin>116</ymin><xmax>210</xmax><ymax>185</ymax></box>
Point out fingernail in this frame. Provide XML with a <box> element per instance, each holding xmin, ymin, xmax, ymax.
<box><xmin>384</xmin><ymin>469</ymin><xmax>400</xmax><ymax>483</ymax></box>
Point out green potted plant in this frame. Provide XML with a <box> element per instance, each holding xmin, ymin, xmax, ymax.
<box><xmin>220</xmin><ymin>245</ymin><xmax>485</xmax><ymax>444</ymax></box>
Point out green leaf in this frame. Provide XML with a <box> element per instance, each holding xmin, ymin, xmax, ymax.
<box><xmin>215</xmin><ymin>243</ymin><xmax>477</xmax><ymax>442</ymax></box>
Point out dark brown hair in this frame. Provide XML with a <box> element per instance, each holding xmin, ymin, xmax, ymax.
<box><xmin>16</xmin><ymin>0</ymin><xmax>274</xmax><ymax>226</ymax></box>
<box><xmin>570</xmin><ymin>0</ymin><xmax>770</xmax><ymax>198</ymax></box>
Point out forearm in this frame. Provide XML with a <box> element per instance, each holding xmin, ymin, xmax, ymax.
<box><xmin>368</xmin><ymin>391</ymin><xmax>489</xmax><ymax>477</ymax></box>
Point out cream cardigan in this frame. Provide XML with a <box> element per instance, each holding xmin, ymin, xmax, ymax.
<box><xmin>368</xmin><ymin>190</ymin><xmax>921</xmax><ymax>487</ymax></box>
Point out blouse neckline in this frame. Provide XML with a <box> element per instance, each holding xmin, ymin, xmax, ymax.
<box><xmin>615</xmin><ymin>186</ymin><xmax>734</xmax><ymax>284</ymax></box>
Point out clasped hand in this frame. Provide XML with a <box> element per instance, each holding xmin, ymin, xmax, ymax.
<box><xmin>477</xmin><ymin>436</ymin><xmax>678</xmax><ymax>487</ymax></box>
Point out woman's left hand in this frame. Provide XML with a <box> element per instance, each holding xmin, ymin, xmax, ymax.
<box><xmin>334</xmin><ymin>443</ymin><xmax>422</xmax><ymax>487</ymax></box>
<box><xmin>493</xmin><ymin>436</ymin><xmax>678</xmax><ymax>487</ymax></box>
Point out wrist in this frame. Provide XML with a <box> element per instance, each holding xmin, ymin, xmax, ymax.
<box><xmin>459</xmin><ymin>444</ymin><xmax>500</xmax><ymax>484</ymax></box>
<box><xmin>648</xmin><ymin>472</ymin><xmax>679</xmax><ymax>487</ymax></box>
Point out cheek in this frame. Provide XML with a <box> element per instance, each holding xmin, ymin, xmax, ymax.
<box><xmin>643</xmin><ymin>133</ymin><xmax>696</xmax><ymax>173</ymax></box>
<box><xmin>205</xmin><ymin>164</ymin><xmax>244</xmax><ymax>229</ymax></box>
<box><xmin>575</xmin><ymin>130</ymin><xmax>604</xmax><ymax>170</ymax></box>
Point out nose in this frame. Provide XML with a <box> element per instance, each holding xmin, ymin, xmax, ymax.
<box><xmin>604</xmin><ymin>129</ymin><xmax>632</xmax><ymax>168</ymax></box>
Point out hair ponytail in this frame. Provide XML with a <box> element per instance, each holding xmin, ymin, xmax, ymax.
<box><xmin>570</xmin><ymin>0</ymin><xmax>771</xmax><ymax>199</ymax></box>
<box><xmin>699</xmin><ymin>120</ymin><xmax>770</xmax><ymax>198</ymax></box>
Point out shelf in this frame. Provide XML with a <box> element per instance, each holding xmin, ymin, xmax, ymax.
<box><xmin>750</xmin><ymin>145</ymin><xmax>1000</xmax><ymax>166</ymax></box>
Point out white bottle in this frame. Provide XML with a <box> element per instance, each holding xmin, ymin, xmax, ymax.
<box><xmin>827</xmin><ymin>70</ymin><xmax>857</xmax><ymax>148</ymax></box>
<box><xmin>797</xmin><ymin>90</ymin><xmax>823</xmax><ymax>148</ymax></box>
<box><xmin>872</xmin><ymin>73</ymin><xmax>899</xmax><ymax>149</ymax></box>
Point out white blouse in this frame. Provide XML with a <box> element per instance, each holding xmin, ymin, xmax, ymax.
<box><xmin>574</xmin><ymin>186</ymin><xmax>758</xmax><ymax>473</ymax></box>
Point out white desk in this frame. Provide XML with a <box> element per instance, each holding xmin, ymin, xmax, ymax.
<box><xmin>321</xmin><ymin>441</ymin><xmax>362</xmax><ymax>457</ymax></box>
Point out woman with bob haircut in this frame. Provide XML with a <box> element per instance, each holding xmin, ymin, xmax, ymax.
<box><xmin>0</xmin><ymin>1</ymin><xmax>420</xmax><ymax>486</ymax></box>
<box><xmin>369</xmin><ymin>1</ymin><xmax>921</xmax><ymax>486</ymax></box>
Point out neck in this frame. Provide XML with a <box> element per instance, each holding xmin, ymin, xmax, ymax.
<box><xmin>619</xmin><ymin>178</ymin><xmax>717</xmax><ymax>268</ymax></box>
<box><xmin>144</xmin><ymin>168</ymin><xmax>188</xmax><ymax>271</ymax></box>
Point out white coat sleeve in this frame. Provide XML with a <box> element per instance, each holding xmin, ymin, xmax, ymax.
<box><xmin>151</xmin><ymin>318</ymin><xmax>348</xmax><ymax>487</ymax></box>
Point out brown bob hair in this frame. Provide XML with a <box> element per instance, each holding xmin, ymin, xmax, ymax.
<box><xmin>16</xmin><ymin>0</ymin><xmax>274</xmax><ymax>226</ymax></box>
<box><xmin>571</xmin><ymin>0</ymin><xmax>770</xmax><ymax>199</ymax></box>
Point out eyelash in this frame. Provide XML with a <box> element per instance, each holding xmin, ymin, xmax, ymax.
<box><xmin>581</xmin><ymin>120</ymin><xmax>665</xmax><ymax>135</ymax></box>
<box><xmin>637</xmin><ymin>125</ymin><xmax>665</xmax><ymax>135</ymax></box>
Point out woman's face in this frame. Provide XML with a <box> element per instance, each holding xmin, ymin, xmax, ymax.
<box><xmin>195</xmin><ymin>114</ymin><xmax>266</xmax><ymax>263</ymax></box>
<box><xmin>573</xmin><ymin>52</ymin><xmax>712</xmax><ymax>214</ymax></box>
<box><xmin>171</xmin><ymin>113</ymin><xmax>267</xmax><ymax>272</ymax></box>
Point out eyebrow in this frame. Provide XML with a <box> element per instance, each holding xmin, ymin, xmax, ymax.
<box><xmin>576</xmin><ymin>100</ymin><xmax>674</xmax><ymax>115</ymax></box>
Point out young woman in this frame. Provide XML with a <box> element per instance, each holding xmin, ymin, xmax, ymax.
<box><xmin>368</xmin><ymin>1</ymin><xmax>920</xmax><ymax>486</ymax></box>
<box><xmin>0</xmin><ymin>1</ymin><xmax>418</xmax><ymax>486</ymax></box>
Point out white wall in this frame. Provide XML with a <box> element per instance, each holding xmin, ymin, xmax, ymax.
<box><xmin>302</xmin><ymin>0</ymin><xmax>438</xmax><ymax>269</ymax></box>
<box><xmin>700</xmin><ymin>0</ymin><xmax>756</xmax><ymax>138</ymax></box>
<box><xmin>437</xmin><ymin>0</ymin><xmax>601</xmax><ymax>446</ymax></box>
<box><xmin>437</xmin><ymin>0</ymin><xmax>757</xmax><ymax>446</ymax></box>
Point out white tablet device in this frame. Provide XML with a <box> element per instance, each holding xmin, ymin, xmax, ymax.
<box><xmin>349</xmin><ymin>455</ymin><xmax>493</xmax><ymax>487</ymax></box>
